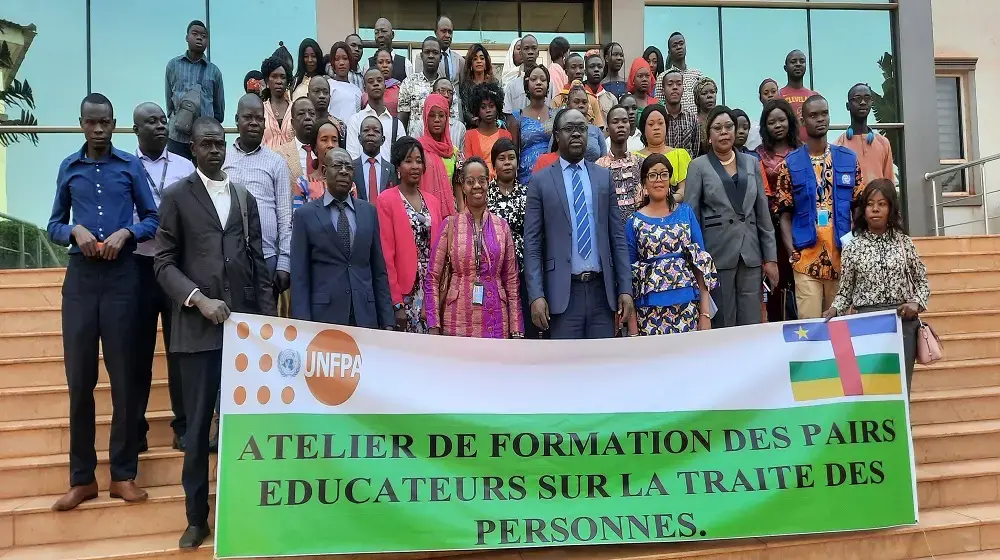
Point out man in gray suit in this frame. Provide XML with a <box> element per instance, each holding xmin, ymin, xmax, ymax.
<box><xmin>291</xmin><ymin>148</ymin><xmax>394</xmax><ymax>328</ymax></box>
<box><xmin>684</xmin><ymin>105</ymin><xmax>778</xmax><ymax>327</ymax></box>
<box><xmin>154</xmin><ymin>117</ymin><xmax>276</xmax><ymax>549</ymax></box>
<box><xmin>352</xmin><ymin>116</ymin><xmax>396</xmax><ymax>203</ymax></box>
<box><xmin>524</xmin><ymin>108</ymin><xmax>634</xmax><ymax>339</ymax></box>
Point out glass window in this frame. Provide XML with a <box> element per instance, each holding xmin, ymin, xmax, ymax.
<box><xmin>720</xmin><ymin>8</ymin><xmax>808</xmax><ymax>119</ymax></box>
<box><xmin>522</xmin><ymin>2</ymin><xmax>588</xmax><ymax>45</ymax></box>
<box><xmin>359</xmin><ymin>0</ymin><xmax>437</xmax><ymax>44</ymax></box>
<box><xmin>935</xmin><ymin>76</ymin><xmax>969</xmax><ymax>193</ymax></box>
<box><xmin>809</xmin><ymin>9</ymin><xmax>896</xmax><ymax>128</ymax></box>
<box><xmin>2</xmin><ymin>2</ymin><xmax>87</xmax><ymax>227</ymax></box>
<box><xmin>444</xmin><ymin>0</ymin><xmax>519</xmax><ymax>46</ymax></box>
<box><xmin>643</xmin><ymin>7</ymin><xmax>721</xmax><ymax>86</ymax></box>
<box><xmin>90</xmin><ymin>0</ymin><xmax>206</xmax><ymax>157</ymax></box>
<box><xmin>209</xmin><ymin>0</ymin><xmax>317</xmax><ymax>126</ymax></box>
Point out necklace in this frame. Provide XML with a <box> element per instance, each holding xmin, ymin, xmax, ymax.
<box><xmin>717</xmin><ymin>152</ymin><xmax>735</xmax><ymax>166</ymax></box>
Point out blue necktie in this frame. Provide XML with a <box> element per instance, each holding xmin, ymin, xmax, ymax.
<box><xmin>570</xmin><ymin>164</ymin><xmax>592</xmax><ymax>261</ymax></box>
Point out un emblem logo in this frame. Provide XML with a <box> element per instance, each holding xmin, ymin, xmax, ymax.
<box><xmin>277</xmin><ymin>349</ymin><xmax>302</xmax><ymax>378</ymax></box>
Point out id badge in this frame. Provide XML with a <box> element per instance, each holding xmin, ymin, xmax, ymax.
<box><xmin>817</xmin><ymin>209</ymin><xmax>830</xmax><ymax>227</ymax></box>
<box><xmin>472</xmin><ymin>282</ymin><xmax>484</xmax><ymax>306</ymax></box>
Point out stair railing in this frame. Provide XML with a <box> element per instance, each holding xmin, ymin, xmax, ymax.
<box><xmin>0</xmin><ymin>211</ymin><xmax>64</xmax><ymax>268</ymax></box>
<box><xmin>925</xmin><ymin>153</ymin><xmax>1000</xmax><ymax>235</ymax></box>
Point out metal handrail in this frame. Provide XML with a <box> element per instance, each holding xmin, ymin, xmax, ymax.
<box><xmin>0</xmin><ymin>211</ymin><xmax>63</xmax><ymax>268</ymax></box>
<box><xmin>924</xmin><ymin>152</ymin><xmax>1000</xmax><ymax>235</ymax></box>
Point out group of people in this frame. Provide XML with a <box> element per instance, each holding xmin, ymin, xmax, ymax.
<box><xmin>44</xmin><ymin>16</ymin><xmax>931</xmax><ymax>552</ymax></box>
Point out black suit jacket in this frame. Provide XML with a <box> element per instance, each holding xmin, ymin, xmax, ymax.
<box><xmin>290</xmin><ymin>196</ymin><xmax>394</xmax><ymax>328</ymax></box>
<box><xmin>352</xmin><ymin>155</ymin><xmax>396</xmax><ymax>202</ymax></box>
<box><xmin>154</xmin><ymin>172</ymin><xmax>277</xmax><ymax>353</ymax></box>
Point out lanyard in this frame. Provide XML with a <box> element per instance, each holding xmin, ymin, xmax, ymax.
<box><xmin>144</xmin><ymin>158</ymin><xmax>169</xmax><ymax>197</ymax></box>
<box><xmin>469</xmin><ymin>214</ymin><xmax>484</xmax><ymax>281</ymax></box>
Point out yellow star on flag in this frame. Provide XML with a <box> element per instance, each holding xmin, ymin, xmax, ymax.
<box><xmin>795</xmin><ymin>326</ymin><xmax>809</xmax><ymax>340</ymax></box>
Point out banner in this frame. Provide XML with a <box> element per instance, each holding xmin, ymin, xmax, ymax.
<box><xmin>215</xmin><ymin>311</ymin><xmax>917</xmax><ymax>558</ymax></box>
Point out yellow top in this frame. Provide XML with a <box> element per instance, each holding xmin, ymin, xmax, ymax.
<box><xmin>633</xmin><ymin>148</ymin><xmax>692</xmax><ymax>187</ymax></box>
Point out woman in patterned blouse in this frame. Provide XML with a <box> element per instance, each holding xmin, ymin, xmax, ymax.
<box><xmin>627</xmin><ymin>153</ymin><xmax>718</xmax><ymax>336</ymax></box>
<box><xmin>824</xmin><ymin>179</ymin><xmax>930</xmax><ymax>389</ymax></box>
<box><xmin>596</xmin><ymin>105</ymin><xmax>642</xmax><ymax>222</ymax></box>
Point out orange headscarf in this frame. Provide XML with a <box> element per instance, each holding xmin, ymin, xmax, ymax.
<box><xmin>627</xmin><ymin>58</ymin><xmax>659</xmax><ymax>103</ymax></box>
<box><xmin>418</xmin><ymin>93</ymin><xmax>457</xmax><ymax>216</ymax></box>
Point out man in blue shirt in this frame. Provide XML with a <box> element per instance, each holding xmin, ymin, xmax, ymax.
<box><xmin>524</xmin><ymin>108</ymin><xmax>635</xmax><ymax>339</ymax></box>
<box><xmin>132</xmin><ymin>102</ymin><xmax>196</xmax><ymax>454</ymax></box>
<box><xmin>165</xmin><ymin>20</ymin><xmax>225</xmax><ymax>161</ymax></box>
<box><xmin>46</xmin><ymin>93</ymin><xmax>159</xmax><ymax>512</ymax></box>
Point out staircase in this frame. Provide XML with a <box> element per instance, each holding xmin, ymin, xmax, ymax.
<box><xmin>1</xmin><ymin>236</ymin><xmax>1000</xmax><ymax>560</ymax></box>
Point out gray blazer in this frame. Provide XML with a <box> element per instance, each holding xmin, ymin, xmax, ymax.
<box><xmin>683</xmin><ymin>151</ymin><xmax>777</xmax><ymax>270</ymax></box>
<box><xmin>524</xmin><ymin>160</ymin><xmax>632</xmax><ymax>316</ymax></box>
<box><xmin>289</xmin><ymin>196</ymin><xmax>394</xmax><ymax>328</ymax></box>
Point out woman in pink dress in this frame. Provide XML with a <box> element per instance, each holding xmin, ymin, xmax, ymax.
<box><xmin>425</xmin><ymin>157</ymin><xmax>523</xmax><ymax>339</ymax></box>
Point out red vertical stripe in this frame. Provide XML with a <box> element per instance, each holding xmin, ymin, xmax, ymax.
<box><xmin>828</xmin><ymin>321</ymin><xmax>864</xmax><ymax>396</ymax></box>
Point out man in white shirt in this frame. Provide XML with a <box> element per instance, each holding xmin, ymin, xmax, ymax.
<box><xmin>503</xmin><ymin>34</ymin><xmax>553</xmax><ymax>114</ymax></box>
<box><xmin>131</xmin><ymin>102</ymin><xmax>195</xmax><ymax>453</ymax></box>
<box><xmin>154</xmin><ymin>116</ymin><xmax>275</xmax><ymax>550</ymax></box>
<box><xmin>346</xmin><ymin>68</ymin><xmax>399</xmax><ymax>161</ymax></box>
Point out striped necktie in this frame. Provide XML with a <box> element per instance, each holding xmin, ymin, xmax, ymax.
<box><xmin>570</xmin><ymin>164</ymin><xmax>592</xmax><ymax>261</ymax></box>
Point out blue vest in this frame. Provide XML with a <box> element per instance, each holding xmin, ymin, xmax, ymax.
<box><xmin>785</xmin><ymin>145</ymin><xmax>857</xmax><ymax>251</ymax></box>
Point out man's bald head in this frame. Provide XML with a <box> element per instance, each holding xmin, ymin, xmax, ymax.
<box><xmin>237</xmin><ymin>93</ymin><xmax>264</xmax><ymax>112</ymax></box>
<box><xmin>374</xmin><ymin>18</ymin><xmax>394</xmax><ymax>49</ymax></box>
<box><xmin>133</xmin><ymin>102</ymin><xmax>168</xmax><ymax>155</ymax></box>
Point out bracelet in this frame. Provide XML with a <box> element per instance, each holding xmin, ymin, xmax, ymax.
<box><xmin>700</xmin><ymin>313</ymin><xmax>711</xmax><ymax>319</ymax></box>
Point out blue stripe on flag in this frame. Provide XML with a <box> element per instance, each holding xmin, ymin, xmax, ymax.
<box><xmin>782</xmin><ymin>313</ymin><xmax>897</xmax><ymax>342</ymax></box>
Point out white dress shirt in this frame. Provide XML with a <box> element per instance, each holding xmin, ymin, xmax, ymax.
<box><xmin>133</xmin><ymin>148</ymin><xmax>195</xmax><ymax>257</ymax></box>
<box><xmin>297</xmin><ymin>140</ymin><xmax>310</xmax><ymax>176</ymax></box>
<box><xmin>328</xmin><ymin>78</ymin><xmax>363</xmax><ymax>123</ymax></box>
<box><xmin>346</xmin><ymin>105</ymin><xmax>396</xmax><ymax>161</ymax></box>
<box><xmin>185</xmin><ymin>168</ymin><xmax>233</xmax><ymax>306</ymax></box>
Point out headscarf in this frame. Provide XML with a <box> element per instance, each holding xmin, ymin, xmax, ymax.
<box><xmin>627</xmin><ymin>58</ymin><xmax>658</xmax><ymax>103</ymax></box>
<box><xmin>694</xmin><ymin>76</ymin><xmax>719</xmax><ymax>112</ymax></box>
<box><xmin>419</xmin><ymin>93</ymin><xmax>457</xmax><ymax>214</ymax></box>
<box><xmin>501</xmin><ymin>40</ymin><xmax>522</xmax><ymax>85</ymax></box>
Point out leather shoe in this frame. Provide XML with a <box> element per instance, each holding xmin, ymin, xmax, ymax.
<box><xmin>51</xmin><ymin>481</ymin><xmax>98</xmax><ymax>511</ymax></box>
<box><xmin>179</xmin><ymin>524</ymin><xmax>211</xmax><ymax>549</ymax></box>
<box><xmin>172</xmin><ymin>434</ymin><xmax>186</xmax><ymax>451</ymax></box>
<box><xmin>109</xmin><ymin>480</ymin><xmax>148</xmax><ymax>502</ymax></box>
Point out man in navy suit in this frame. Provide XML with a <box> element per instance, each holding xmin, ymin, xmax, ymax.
<box><xmin>352</xmin><ymin>115</ymin><xmax>396</xmax><ymax>203</ymax></box>
<box><xmin>524</xmin><ymin>108</ymin><xmax>634</xmax><ymax>339</ymax></box>
<box><xmin>291</xmin><ymin>147</ymin><xmax>394</xmax><ymax>328</ymax></box>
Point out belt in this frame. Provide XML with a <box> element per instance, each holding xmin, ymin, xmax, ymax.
<box><xmin>571</xmin><ymin>271</ymin><xmax>602</xmax><ymax>283</ymax></box>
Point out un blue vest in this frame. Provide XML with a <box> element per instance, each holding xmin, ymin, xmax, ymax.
<box><xmin>786</xmin><ymin>145</ymin><xmax>857</xmax><ymax>251</ymax></box>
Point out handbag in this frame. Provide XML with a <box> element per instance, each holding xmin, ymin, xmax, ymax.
<box><xmin>898</xmin><ymin>233</ymin><xmax>943</xmax><ymax>364</ymax></box>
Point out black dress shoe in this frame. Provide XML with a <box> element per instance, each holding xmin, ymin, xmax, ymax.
<box><xmin>208</xmin><ymin>437</ymin><xmax>218</xmax><ymax>454</ymax></box>
<box><xmin>172</xmin><ymin>434</ymin><xmax>186</xmax><ymax>451</ymax></box>
<box><xmin>178</xmin><ymin>524</ymin><xmax>211</xmax><ymax>549</ymax></box>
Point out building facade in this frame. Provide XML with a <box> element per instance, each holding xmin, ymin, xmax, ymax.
<box><xmin>0</xmin><ymin>0</ymin><xmax>947</xmax><ymax>235</ymax></box>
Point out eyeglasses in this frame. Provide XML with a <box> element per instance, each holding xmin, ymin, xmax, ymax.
<box><xmin>326</xmin><ymin>162</ymin><xmax>354</xmax><ymax>172</ymax></box>
<box><xmin>559</xmin><ymin>123</ymin><xmax>588</xmax><ymax>135</ymax></box>
<box><xmin>645</xmin><ymin>171</ymin><xmax>671</xmax><ymax>182</ymax></box>
<box><xmin>710</xmin><ymin>122</ymin><xmax>735</xmax><ymax>133</ymax></box>
<box><xmin>463</xmin><ymin>176</ymin><xmax>489</xmax><ymax>187</ymax></box>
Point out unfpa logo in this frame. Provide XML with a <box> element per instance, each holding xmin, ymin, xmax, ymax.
<box><xmin>304</xmin><ymin>329</ymin><xmax>363</xmax><ymax>406</ymax></box>
<box><xmin>232</xmin><ymin>321</ymin><xmax>362</xmax><ymax>407</ymax></box>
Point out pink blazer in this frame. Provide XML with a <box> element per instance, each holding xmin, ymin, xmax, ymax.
<box><xmin>376</xmin><ymin>186</ymin><xmax>444</xmax><ymax>305</ymax></box>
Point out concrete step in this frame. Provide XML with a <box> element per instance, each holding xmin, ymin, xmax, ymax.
<box><xmin>914</xmin><ymin>234</ymin><xmax>1000</xmax><ymax>254</ymax></box>
<box><xmin>0</xmin><ymin>308</ymin><xmax>61</xmax><ymax>334</ymax></box>
<box><xmin>921</xmin><ymin>252</ymin><xmax>1000</xmax><ymax>274</ymax></box>
<box><xmin>0</xmin><ymin>446</ymin><xmax>215</xmax><ymax>501</ymax></box>
<box><xmin>0</xmin><ymin>284</ymin><xmax>62</xmax><ymax>311</ymax></box>
<box><xmin>914</xmin><ymin>359</ymin><xmax>1000</xmax><ymax>391</ymax></box>
<box><xmin>928</xmin><ymin>269</ymin><xmax>1000</xmax><ymax>291</ymax></box>
<box><xmin>0</xmin><ymin>353</ymin><xmax>167</xmax><ymax>390</ymax></box>
<box><xmin>0</xmin><ymin>483</ymin><xmax>215</xmax><ymax>547</ymax></box>
<box><xmin>0</xmin><ymin>269</ymin><xmax>65</xmax><ymax>287</ymax></box>
<box><xmin>913</xmin><ymin>419</ymin><xmax>1000</xmax><ymax>463</ymax></box>
<box><xmin>0</xmin><ymin>331</ymin><xmax>164</xmax><ymax>361</ymax></box>
<box><xmin>938</xmin><ymin>331</ymin><xmax>1000</xmax><ymax>362</ymax></box>
<box><xmin>928</xmin><ymin>288</ymin><xmax>1000</xmax><ymax>313</ymax></box>
<box><xmin>0</xmin><ymin>379</ymin><xmax>171</xmax><ymax>423</ymax></box>
<box><xmin>911</xmin><ymin>386</ymin><xmax>1000</xmax><ymax>425</ymax></box>
<box><xmin>922</xmin><ymin>310</ymin><xmax>1000</xmax><ymax>336</ymax></box>
<box><xmin>0</xmin><ymin>410</ymin><xmax>176</xmax><ymax>460</ymax></box>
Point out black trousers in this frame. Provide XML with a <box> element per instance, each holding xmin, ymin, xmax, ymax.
<box><xmin>177</xmin><ymin>349</ymin><xmax>222</xmax><ymax>527</ymax></box>
<box><xmin>62</xmin><ymin>252</ymin><xmax>139</xmax><ymax>486</ymax></box>
<box><xmin>134</xmin><ymin>255</ymin><xmax>186</xmax><ymax>439</ymax></box>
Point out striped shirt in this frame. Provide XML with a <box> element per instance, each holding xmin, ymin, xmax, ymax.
<box><xmin>665</xmin><ymin>109</ymin><xmax>701</xmax><ymax>158</ymax></box>
<box><xmin>223</xmin><ymin>141</ymin><xmax>292</xmax><ymax>272</ymax></box>
<box><xmin>165</xmin><ymin>53</ymin><xmax>225</xmax><ymax>143</ymax></box>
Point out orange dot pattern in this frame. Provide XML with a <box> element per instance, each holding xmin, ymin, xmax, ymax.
<box><xmin>236</xmin><ymin>322</ymin><xmax>250</xmax><ymax>339</ymax></box>
<box><xmin>235</xmin><ymin>353</ymin><xmax>249</xmax><ymax>372</ymax></box>
<box><xmin>257</xmin><ymin>386</ymin><xmax>271</xmax><ymax>404</ymax></box>
<box><xmin>259</xmin><ymin>354</ymin><xmax>273</xmax><ymax>372</ymax></box>
<box><xmin>230</xmin><ymin>321</ymin><xmax>303</xmax><ymax>406</ymax></box>
<box><xmin>234</xmin><ymin>386</ymin><xmax>247</xmax><ymax>405</ymax></box>
<box><xmin>284</xmin><ymin>325</ymin><xmax>297</xmax><ymax>341</ymax></box>
<box><xmin>281</xmin><ymin>386</ymin><xmax>295</xmax><ymax>404</ymax></box>
<box><xmin>260</xmin><ymin>323</ymin><xmax>274</xmax><ymax>340</ymax></box>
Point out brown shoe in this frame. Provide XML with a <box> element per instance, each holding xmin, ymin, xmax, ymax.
<box><xmin>109</xmin><ymin>480</ymin><xmax>148</xmax><ymax>503</ymax></box>
<box><xmin>51</xmin><ymin>482</ymin><xmax>99</xmax><ymax>511</ymax></box>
